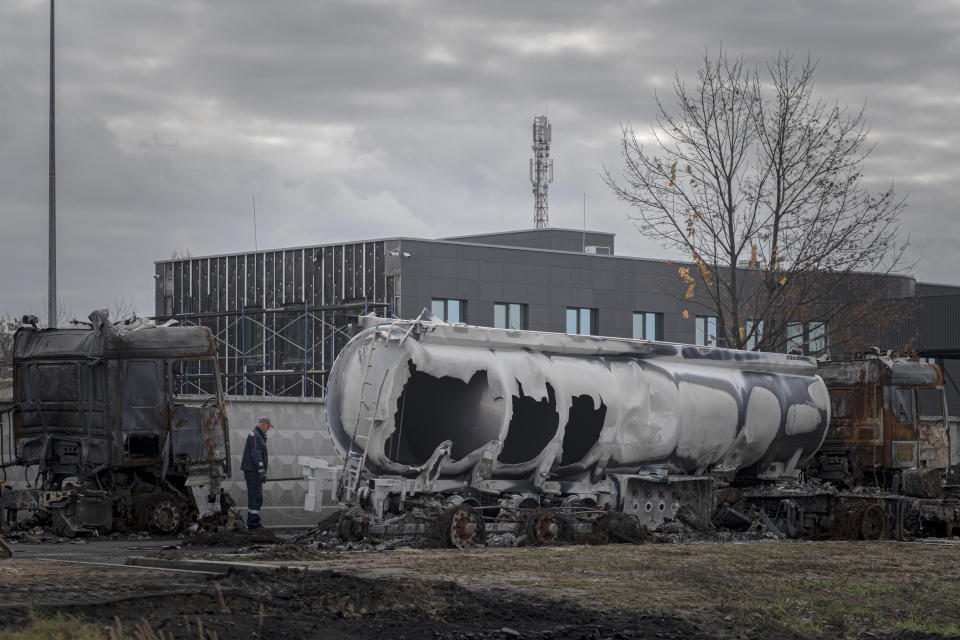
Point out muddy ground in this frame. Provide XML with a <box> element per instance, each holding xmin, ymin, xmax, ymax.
<box><xmin>2</xmin><ymin>532</ymin><xmax>960</xmax><ymax>639</ymax></box>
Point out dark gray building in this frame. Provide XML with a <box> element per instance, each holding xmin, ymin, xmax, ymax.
<box><xmin>154</xmin><ymin>227</ymin><xmax>960</xmax><ymax>403</ymax></box>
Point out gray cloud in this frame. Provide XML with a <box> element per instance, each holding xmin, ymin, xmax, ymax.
<box><xmin>1</xmin><ymin>0</ymin><xmax>957</xmax><ymax>320</ymax></box>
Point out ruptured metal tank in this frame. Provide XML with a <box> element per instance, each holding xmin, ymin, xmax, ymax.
<box><xmin>325</xmin><ymin>315</ymin><xmax>830</xmax><ymax>487</ymax></box>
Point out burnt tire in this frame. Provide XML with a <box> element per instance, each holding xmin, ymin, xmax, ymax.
<box><xmin>524</xmin><ymin>510</ymin><xmax>573</xmax><ymax>546</ymax></box>
<box><xmin>336</xmin><ymin>514</ymin><xmax>369</xmax><ymax>542</ymax></box>
<box><xmin>435</xmin><ymin>504</ymin><xmax>486</xmax><ymax>549</ymax></box>
<box><xmin>858</xmin><ymin>505</ymin><xmax>889</xmax><ymax>541</ymax></box>
<box><xmin>599</xmin><ymin>512</ymin><xmax>648</xmax><ymax>544</ymax></box>
<box><xmin>137</xmin><ymin>493</ymin><xmax>185</xmax><ymax>534</ymax></box>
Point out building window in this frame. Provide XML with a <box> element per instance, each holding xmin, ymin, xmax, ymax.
<box><xmin>632</xmin><ymin>311</ymin><xmax>663</xmax><ymax>340</ymax></box>
<box><xmin>785</xmin><ymin>322</ymin><xmax>804</xmax><ymax>353</ymax></box>
<box><xmin>784</xmin><ymin>321</ymin><xmax>828</xmax><ymax>356</ymax></box>
<box><xmin>808</xmin><ymin>321</ymin><xmax>827</xmax><ymax>355</ymax></box>
<box><xmin>431</xmin><ymin>298</ymin><xmax>467</xmax><ymax>323</ymax></box>
<box><xmin>494</xmin><ymin>303</ymin><xmax>528</xmax><ymax>330</ymax></box>
<box><xmin>744</xmin><ymin>319</ymin><xmax>763</xmax><ymax>350</ymax></box>
<box><xmin>696</xmin><ymin>315</ymin><xmax>718</xmax><ymax>346</ymax></box>
<box><xmin>566</xmin><ymin>307</ymin><xmax>598</xmax><ymax>335</ymax></box>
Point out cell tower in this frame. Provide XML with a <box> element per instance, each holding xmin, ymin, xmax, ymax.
<box><xmin>529</xmin><ymin>115</ymin><xmax>553</xmax><ymax>229</ymax></box>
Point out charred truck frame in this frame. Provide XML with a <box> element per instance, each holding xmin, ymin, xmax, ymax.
<box><xmin>301</xmin><ymin>315</ymin><xmax>960</xmax><ymax>547</ymax></box>
<box><xmin>739</xmin><ymin>357</ymin><xmax>960</xmax><ymax>540</ymax></box>
<box><xmin>0</xmin><ymin>311</ymin><xmax>231</xmax><ymax>536</ymax></box>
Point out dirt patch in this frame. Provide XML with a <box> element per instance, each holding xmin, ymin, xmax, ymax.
<box><xmin>218</xmin><ymin>540</ymin><xmax>960</xmax><ymax>638</ymax></box>
<box><xmin>4</xmin><ymin>541</ymin><xmax>960</xmax><ymax>639</ymax></box>
<box><xmin>8</xmin><ymin>566</ymin><xmax>753</xmax><ymax>640</ymax></box>
<box><xmin>180</xmin><ymin>528</ymin><xmax>279</xmax><ymax>547</ymax></box>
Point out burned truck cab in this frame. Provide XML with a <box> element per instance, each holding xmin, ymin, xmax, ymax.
<box><xmin>814</xmin><ymin>356</ymin><xmax>955</xmax><ymax>491</ymax></box>
<box><xmin>2</xmin><ymin>310</ymin><xmax>230</xmax><ymax>536</ymax></box>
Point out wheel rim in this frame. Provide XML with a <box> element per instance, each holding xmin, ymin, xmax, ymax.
<box><xmin>449</xmin><ymin>506</ymin><xmax>482</xmax><ymax>548</ymax></box>
<box><xmin>859</xmin><ymin>505</ymin><xmax>887</xmax><ymax>540</ymax></box>
<box><xmin>149</xmin><ymin>499</ymin><xmax>182</xmax><ymax>534</ymax></box>
<box><xmin>530</xmin><ymin>513</ymin><xmax>562</xmax><ymax>544</ymax></box>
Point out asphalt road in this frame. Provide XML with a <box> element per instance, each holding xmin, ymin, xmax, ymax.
<box><xmin>2</xmin><ymin>527</ymin><xmax>308</xmax><ymax>564</ymax></box>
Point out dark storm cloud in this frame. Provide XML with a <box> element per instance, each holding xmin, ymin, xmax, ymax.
<box><xmin>0</xmin><ymin>0</ymin><xmax>957</xmax><ymax>321</ymax></box>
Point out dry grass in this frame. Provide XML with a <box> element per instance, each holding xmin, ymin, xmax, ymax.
<box><xmin>271</xmin><ymin>540</ymin><xmax>960</xmax><ymax>637</ymax></box>
<box><xmin>0</xmin><ymin>612</ymin><xmax>224</xmax><ymax>640</ymax></box>
<box><xmin>0</xmin><ymin>612</ymin><xmax>110</xmax><ymax>640</ymax></box>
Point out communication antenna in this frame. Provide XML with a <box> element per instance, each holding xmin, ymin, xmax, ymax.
<box><xmin>529</xmin><ymin>115</ymin><xmax>553</xmax><ymax>229</ymax></box>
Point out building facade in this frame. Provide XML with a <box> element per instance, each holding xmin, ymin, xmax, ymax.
<box><xmin>154</xmin><ymin>227</ymin><xmax>960</xmax><ymax>402</ymax></box>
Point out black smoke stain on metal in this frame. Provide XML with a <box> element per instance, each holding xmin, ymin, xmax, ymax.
<box><xmin>560</xmin><ymin>395</ymin><xmax>606</xmax><ymax>466</ymax></box>
<box><xmin>388</xmin><ymin>363</ymin><xmax>498</xmax><ymax>464</ymax></box>
<box><xmin>499</xmin><ymin>382</ymin><xmax>559</xmax><ymax>464</ymax></box>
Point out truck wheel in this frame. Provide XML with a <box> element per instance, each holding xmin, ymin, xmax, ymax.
<box><xmin>336</xmin><ymin>514</ymin><xmax>369</xmax><ymax>542</ymax></box>
<box><xmin>599</xmin><ymin>512</ymin><xmax>648</xmax><ymax>544</ymax></box>
<box><xmin>858</xmin><ymin>505</ymin><xmax>888</xmax><ymax>540</ymax></box>
<box><xmin>138</xmin><ymin>493</ymin><xmax>184</xmax><ymax>534</ymax></box>
<box><xmin>524</xmin><ymin>510</ymin><xmax>573</xmax><ymax>546</ymax></box>
<box><xmin>436</xmin><ymin>504</ymin><xmax>486</xmax><ymax>549</ymax></box>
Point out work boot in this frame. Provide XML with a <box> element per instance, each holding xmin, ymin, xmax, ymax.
<box><xmin>247</xmin><ymin>510</ymin><xmax>262</xmax><ymax>530</ymax></box>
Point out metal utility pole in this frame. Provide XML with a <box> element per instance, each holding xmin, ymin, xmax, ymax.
<box><xmin>529</xmin><ymin>115</ymin><xmax>553</xmax><ymax>229</ymax></box>
<box><xmin>252</xmin><ymin>195</ymin><xmax>258</xmax><ymax>250</ymax></box>
<box><xmin>48</xmin><ymin>0</ymin><xmax>57</xmax><ymax>328</ymax></box>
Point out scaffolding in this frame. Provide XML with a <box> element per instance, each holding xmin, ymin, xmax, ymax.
<box><xmin>160</xmin><ymin>299</ymin><xmax>392</xmax><ymax>398</ymax></box>
<box><xmin>154</xmin><ymin>240</ymin><xmax>396</xmax><ymax>398</ymax></box>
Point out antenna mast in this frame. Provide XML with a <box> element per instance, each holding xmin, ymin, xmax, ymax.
<box><xmin>529</xmin><ymin>115</ymin><xmax>553</xmax><ymax>229</ymax></box>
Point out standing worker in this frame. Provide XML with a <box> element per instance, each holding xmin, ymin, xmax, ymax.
<box><xmin>240</xmin><ymin>416</ymin><xmax>274</xmax><ymax>530</ymax></box>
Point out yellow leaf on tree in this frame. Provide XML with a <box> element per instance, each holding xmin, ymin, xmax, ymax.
<box><xmin>685</xmin><ymin>284</ymin><xmax>695</xmax><ymax>299</ymax></box>
<box><xmin>682</xmin><ymin>310</ymin><xmax>689</xmax><ymax>319</ymax></box>
<box><xmin>779</xmin><ymin>277</ymin><xmax>787</xmax><ymax>286</ymax></box>
<box><xmin>739</xmin><ymin>326</ymin><xmax>745</xmax><ymax>340</ymax></box>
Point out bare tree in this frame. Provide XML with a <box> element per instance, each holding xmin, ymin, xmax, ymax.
<box><xmin>604</xmin><ymin>50</ymin><xmax>908</xmax><ymax>353</ymax></box>
<box><xmin>109</xmin><ymin>295</ymin><xmax>138</xmax><ymax>322</ymax></box>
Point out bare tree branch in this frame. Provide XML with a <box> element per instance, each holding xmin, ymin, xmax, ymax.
<box><xmin>603</xmin><ymin>49</ymin><xmax>910</xmax><ymax>353</ymax></box>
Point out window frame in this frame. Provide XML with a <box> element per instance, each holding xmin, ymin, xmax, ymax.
<box><xmin>695</xmin><ymin>315</ymin><xmax>718</xmax><ymax>346</ymax></box>
<box><xmin>431</xmin><ymin>298</ymin><xmax>467</xmax><ymax>323</ymax></box>
<box><xmin>632</xmin><ymin>311</ymin><xmax>663</xmax><ymax>341</ymax></box>
<box><xmin>494</xmin><ymin>302</ymin><xmax>528</xmax><ymax>330</ymax></box>
<box><xmin>566</xmin><ymin>307</ymin><xmax>599</xmax><ymax>336</ymax></box>
<box><xmin>744</xmin><ymin>319</ymin><xmax>764</xmax><ymax>350</ymax></box>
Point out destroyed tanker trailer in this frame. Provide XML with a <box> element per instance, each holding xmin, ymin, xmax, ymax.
<box><xmin>0</xmin><ymin>311</ymin><xmax>232</xmax><ymax>537</ymax></box>
<box><xmin>301</xmin><ymin>314</ymin><xmax>960</xmax><ymax>546</ymax></box>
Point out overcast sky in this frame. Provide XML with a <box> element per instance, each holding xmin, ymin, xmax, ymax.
<box><xmin>1</xmin><ymin>0</ymin><xmax>958</xmax><ymax>322</ymax></box>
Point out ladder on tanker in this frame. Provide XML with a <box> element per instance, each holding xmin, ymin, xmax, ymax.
<box><xmin>336</xmin><ymin>332</ymin><xmax>389</xmax><ymax>503</ymax></box>
<box><xmin>336</xmin><ymin>314</ymin><xmax>427</xmax><ymax>503</ymax></box>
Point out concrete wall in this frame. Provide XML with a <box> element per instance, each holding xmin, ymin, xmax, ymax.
<box><xmin>224</xmin><ymin>395</ymin><xmax>337</xmax><ymax>527</ymax></box>
<box><xmin>1</xmin><ymin>398</ymin><xmax>337</xmax><ymax>528</ymax></box>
